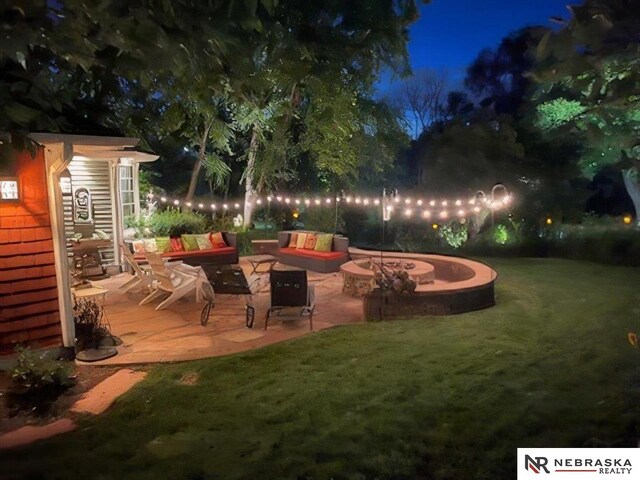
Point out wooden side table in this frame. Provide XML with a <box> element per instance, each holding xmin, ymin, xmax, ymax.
<box><xmin>247</xmin><ymin>255</ymin><xmax>278</xmax><ymax>275</ymax></box>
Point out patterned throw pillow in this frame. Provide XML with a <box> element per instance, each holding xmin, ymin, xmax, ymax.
<box><xmin>170</xmin><ymin>237</ymin><xmax>184</xmax><ymax>252</ymax></box>
<box><xmin>296</xmin><ymin>232</ymin><xmax>308</xmax><ymax>249</ymax></box>
<box><xmin>303</xmin><ymin>233</ymin><xmax>317</xmax><ymax>250</ymax></box>
<box><xmin>209</xmin><ymin>231</ymin><xmax>227</xmax><ymax>249</ymax></box>
<box><xmin>155</xmin><ymin>237</ymin><xmax>172</xmax><ymax>253</ymax></box>
<box><xmin>143</xmin><ymin>238</ymin><xmax>158</xmax><ymax>253</ymax></box>
<box><xmin>181</xmin><ymin>234</ymin><xmax>199</xmax><ymax>252</ymax></box>
<box><xmin>314</xmin><ymin>233</ymin><xmax>333</xmax><ymax>252</ymax></box>
<box><xmin>194</xmin><ymin>234</ymin><xmax>212</xmax><ymax>250</ymax></box>
<box><xmin>132</xmin><ymin>240</ymin><xmax>146</xmax><ymax>254</ymax></box>
<box><xmin>288</xmin><ymin>232</ymin><xmax>299</xmax><ymax>247</ymax></box>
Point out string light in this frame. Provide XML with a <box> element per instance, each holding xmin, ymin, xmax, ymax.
<box><xmin>267</xmin><ymin>196</ymin><xmax>272</xmax><ymax>202</ymax></box>
<box><xmin>363</xmin><ymin>198</ymin><xmax>369</xmax><ymax>205</ymax></box>
<box><xmin>211</xmin><ymin>204</ymin><xmax>217</xmax><ymax>210</ymax></box>
<box><xmin>417</xmin><ymin>200</ymin><xmax>423</xmax><ymax>206</ymax></box>
<box><xmin>373</xmin><ymin>199</ymin><xmax>380</xmax><ymax>205</ymax></box>
<box><xmin>405</xmin><ymin>198</ymin><xmax>411</xmax><ymax>205</ymax></box>
<box><xmin>173</xmin><ymin>200</ymin><xmax>180</xmax><ymax>206</ymax></box>
<box><xmin>223</xmin><ymin>204</ymin><xmax>228</xmax><ymax>210</ymax></box>
<box><xmin>285</xmin><ymin>198</ymin><xmax>290</xmax><ymax>204</ymax></box>
<box><xmin>314</xmin><ymin>199</ymin><xmax>321</xmax><ymax>205</ymax></box>
<box><xmin>256</xmin><ymin>199</ymin><xmax>262</xmax><ymax>205</ymax></box>
<box><xmin>160</xmin><ymin>197</ymin><xmax>167</xmax><ymax>202</ymax></box>
<box><xmin>405</xmin><ymin>208</ymin><xmax>413</xmax><ymax>216</ymax></box>
<box><xmin>423</xmin><ymin>210</ymin><xmax>431</xmax><ymax>218</ymax></box>
<box><xmin>455</xmin><ymin>199</ymin><xmax>462</xmax><ymax>206</ymax></box>
<box><xmin>441</xmin><ymin>200</ymin><xmax>448</xmax><ymax>207</ymax></box>
<box><xmin>440</xmin><ymin>210</ymin><xmax>448</xmax><ymax>219</ymax></box>
<box><xmin>305</xmin><ymin>199</ymin><xmax>311</xmax><ymax>205</ymax></box>
<box><xmin>198</xmin><ymin>203</ymin><xmax>204</xmax><ymax>208</ymax></box>
<box><xmin>185</xmin><ymin>202</ymin><xmax>192</xmax><ymax>207</ymax></box>
<box><xmin>429</xmin><ymin>200</ymin><xmax>436</xmax><ymax>207</ymax></box>
<box><xmin>457</xmin><ymin>209</ymin><xmax>465</xmax><ymax>217</ymax></box>
<box><xmin>325</xmin><ymin>198</ymin><xmax>331</xmax><ymax>204</ymax></box>
<box><xmin>355</xmin><ymin>197</ymin><xmax>361</xmax><ymax>204</ymax></box>
<box><xmin>295</xmin><ymin>199</ymin><xmax>300</xmax><ymax>205</ymax></box>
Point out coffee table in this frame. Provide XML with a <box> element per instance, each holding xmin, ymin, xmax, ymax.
<box><xmin>198</xmin><ymin>264</ymin><xmax>258</xmax><ymax>328</ymax></box>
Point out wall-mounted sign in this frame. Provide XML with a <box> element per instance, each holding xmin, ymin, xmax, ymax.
<box><xmin>0</xmin><ymin>177</ymin><xmax>19</xmax><ymax>201</ymax></box>
<box><xmin>73</xmin><ymin>186</ymin><xmax>93</xmax><ymax>223</ymax></box>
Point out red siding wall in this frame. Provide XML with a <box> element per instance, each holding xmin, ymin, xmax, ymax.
<box><xmin>0</xmin><ymin>147</ymin><xmax>62</xmax><ymax>353</ymax></box>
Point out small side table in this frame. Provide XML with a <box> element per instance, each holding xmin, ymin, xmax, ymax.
<box><xmin>247</xmin><ymin>255</ymin><xmax>278</xmax><ymax>275</ymax></box>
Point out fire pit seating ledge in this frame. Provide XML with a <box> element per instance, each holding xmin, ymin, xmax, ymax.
<box><xmin>277</xmin><ymin>231</ymin><xmax>349</xmax><ymax>273</ymax></box>
<box><xmin>129</xmin><ymin>231</ymin><xmax>239</xmax><ymax>265</ymax></box>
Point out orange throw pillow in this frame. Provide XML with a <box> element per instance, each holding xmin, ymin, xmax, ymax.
<box><xmin>303</xmin><ymin>233</ymin><xmax>318</xmax><ymax>250</ymax></box>
<box><xmin>209</xmin><ymin>231</ymin><xmax>227</xmax><ymax>249</ymax></box>
<box><xmin>288</xmin><ymin>232</ymin><xmax>299</xmax><ymax>247</ymax></box>
<box><xmin>170</xmin><ymin>237</ymin><xmax>184</xmax><ymax>252</ymax></box>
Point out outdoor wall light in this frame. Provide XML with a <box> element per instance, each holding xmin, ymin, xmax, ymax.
<box><xmin>0</xmin><ymin>177</ymin><xmax>19</xmax><ymax>201</ymax></box>
<box><xmin>546</xmin><ymin>217</ymin><xmax>553</xmax><ymax>225</ymax></box>
<box><xmin>623</xmin><ymin>214</ymin><xmax>633</xmax><ymax>225</ymax></box>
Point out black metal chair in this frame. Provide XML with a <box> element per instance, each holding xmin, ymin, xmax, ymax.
<box><xmin>265</xmin><ymin>269</ymin><xmax>315</xmax><ymax>330</ymax></box>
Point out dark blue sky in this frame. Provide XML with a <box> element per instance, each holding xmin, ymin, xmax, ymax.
<box><xmin>379</xmin><ymin>0</ymin><xmax>573</xmax><ymax>92</ymax></box>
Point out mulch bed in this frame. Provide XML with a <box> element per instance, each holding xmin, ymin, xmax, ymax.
<box><xmin>0</xmin><ymin>365</ymin><xmax>121</xmax><ymax>434</ymax></box>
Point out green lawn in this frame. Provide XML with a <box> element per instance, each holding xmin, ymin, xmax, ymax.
<box><xmin>5</xmin><ymin>258</ymin><xmax>640</xmax><ymax>479</ymax></box>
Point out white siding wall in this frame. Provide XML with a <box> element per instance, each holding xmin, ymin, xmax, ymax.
<box><xmin>64</xmin><ymin>159</ymin><xmax>115</xmax><ymax>263</ymax></box>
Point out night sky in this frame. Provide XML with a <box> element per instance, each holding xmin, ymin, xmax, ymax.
<box><xmin>379</xmin><ymin>0</ymin><xmax>575</xmax><ymax>92</ymax></box>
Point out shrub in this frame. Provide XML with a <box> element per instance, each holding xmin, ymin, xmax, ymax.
<box><xmin>440</xmin><ymin>221</ymin><xmax>469</xmax><ymax>248</ymax></box>
<box><xmin>11</xmin><ymin>346</ymin><xmax>73</xmax><ymax>392</ymax></box>
<box><xmin>147</xmin><ymin>208</ymin><xmax>211</xmax><ymax>236</ymax></box>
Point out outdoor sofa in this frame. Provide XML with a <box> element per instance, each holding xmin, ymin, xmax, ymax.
<box><xmin>129</xmin><ymin>232</ymin><xmax>239</xmax><ymax>265</ymax></box>
<box><xmin>277</xmin><ymin>231</ymin><xmax>349</xmax><ymax>273</ymax></box>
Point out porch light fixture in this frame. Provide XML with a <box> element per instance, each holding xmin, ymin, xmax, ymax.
<box><xmin>623</xmin><ymin>214</ymin><xmax>632</xmax><ymax>225</ymax></box>
<box><xmin>0</xmin><ymin>177</ymin><xmax>19</xmax><ymax>201</ymax></box>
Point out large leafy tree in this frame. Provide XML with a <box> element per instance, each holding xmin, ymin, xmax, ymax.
<box><xmin>531</xmin><ymin>0</ymin><xmax>640</xmax><ymax>224</ymax></box>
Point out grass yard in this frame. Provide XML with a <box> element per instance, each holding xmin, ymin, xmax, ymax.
<box><xmin>5</xmin><ymin>258</ymin><xmax>640</xmax><ymax>479</ymax></box>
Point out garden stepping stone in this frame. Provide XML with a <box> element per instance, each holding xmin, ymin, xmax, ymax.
<box><xmin>70</xmin><ymin>368</ymin><xmax>147</xmax><ymax>415</ymax></box>
<box><xmin>0</xmin><ymin>418</ymin><xmax>76</xmax><ymax>450</ymax></box>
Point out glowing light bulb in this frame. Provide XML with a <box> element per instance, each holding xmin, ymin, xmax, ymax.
<box><xmin>405</xmin><ymin>209</ymin><xmax>413</xmax><ymax>216</ymax></box>
<box><xmin>173</xmin><ymin>200</ymin><xmax>180</xmax><ymax>206</ymax></box>
<box><xmin>441</xmin><ymin>200</ymin><xmax>448</xmax><ymax>207</ymax></box>
<box><xmin>432</xmin><ymin>223</ymin><xmax>439</xmax><ymax>230</ymax></box>
<box><xmin>405</xmin><ymin>198</ymin><xmax>411</xmax><ymax>205</ymax></box>
<box><xmin>198</xmin><ymin>203</ymin><xmax>204</xmax><ymax>208</ymax></box>
<box><xmin>285</xmin><ymin>198</ymin><xmax>290</xmax><ymax>204</ymax></box>
<box><xmin>295</xmin><ymin>199</ymin><xmax>300</xmax><ymax>205</ymax></box>
<box><xmin>256</xmin><ymin>199</ymin><xmax>262</xmax><ymax>205</ymax></box>
<box><xmin>267</xmin><ymin>196</ymin><xmax>272</xmax><ymax>202</ymax></box>
<box><xmin>473</xmin><ymin>206</ymin><xmax>480</xmax><ymax>213</ymax></box>
<box><xmin>305</xmin><ymin>199</ymin><xmax>311</xmax><ymax>205</ymax></box>
<box><xmin>326</xmin><ymin>198</ymin><xmax>331</xmax><ymax>204</ymax></box>
<box><xmin>439</xmin><ymin>210</ymin><xmax>448</xmax><ymax>219</ymax></box>
<box><xmin>417</xmin><ymin>200</ymin><xmax>423</xmax><ymax>206</ymax></box>
<box><xmin>160</xmin><ymin>197</ymin><xmax>167</xmax><ymax>202</ymax></box>
<box><xmin>314</xmin><ymin>199</ymin><xmax>321</xmax><ymax>205</ymax></box>
<box><xmin>276</xmin><ymin>196</ymin><xmax>282</xmax><ymax>202</ymax></box>
<box><xmin>373</xmin><ymin>199</ymin><xmax>380</xmax><ymax>205</ymax></box>
<box><xmin>546</xmin><ymin>217</ymin><xmax>552</xmax><ymax>225</ymax></box>
<box><xmin>429</xmin><ymin>200</ymin><xmax>436</xmax><ymax>207</ymax></box>
<box><xmin>623</xmin><ymin>214</ymin><xmax>633</xmax><ymax>225</ymax></box>
<box><xmin>211</xmin><ymin>204</ymin><xmax>217</xmax><ymax>210</ymax></box>
<box><xmin>363</xmin><ymin>198</ymin><xmax>369</xmax><ymax>205</ymax></box>
<box><xmin>223</xmin><ymin>204</ymin><xmax>228</xmax><ymax>210</ymax></box>
<box><xmin>185</xmin><ymin>202</ymin><xmax>192</xmax><ymax>207</ymax></box>
<box><xmin>355</xmin><ymin>198</ymin><xmax>361</xmax><ymax>204</ymax></box>
<box><xmin>394</xmin><ymin>197</ymin><xmax>400</xmax><ymax>203</ymax></box>
<box><xmin>455</xmin><ymin>199</ymin><xmax>462</xmax><ymax>206</ymax></box>
<box><xmin>457</xmin><ymin>209</ymin><xmax>465</xmax><ymax>217</ymax></box>
<box><xmin>423</xmin><ymin>210</ymin><xmax>431</xmax><ymax>218</ymax></box>
<box><xmin>346</xmin><ymin>197</ymin><xmax>352</xmax><ymax>203</ymax></box>
<box><xmin>234</xmin><ymin>203</ymin><xmax>240</xmax><ymax>209</ymax></box>
<box><xmin>469</xmin><ymin>199</ymin><xmax>476</xmax><ymax>205</ymax></box>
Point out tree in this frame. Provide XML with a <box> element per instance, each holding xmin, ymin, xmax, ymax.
<box><xmin>387</xmin><ymin>69</ymin><xmax>449</xmax><ymax>138</ymax></box>
<box><xmin>530</xmin><ymin>0</ymin><xmax>640</xmax><ymax>224</ymax></box>
<box><xmin>465</xmin><ymin>27</ymin><xmax>546</xmax><ymax>115</ymax></box>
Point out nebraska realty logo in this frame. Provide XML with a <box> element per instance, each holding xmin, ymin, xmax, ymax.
<box><xmin>518</xmin><ymin>449</ymin><xmax>640</xmax><ymax>478</ymax></box>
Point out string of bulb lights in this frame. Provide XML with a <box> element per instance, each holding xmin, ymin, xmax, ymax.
<box><xmin>148</xmin><ymin>187</ymin><xmax>513</xmax><ymax>220</ymax></box>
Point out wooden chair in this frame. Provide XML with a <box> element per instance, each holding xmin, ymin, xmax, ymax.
<box><xmin>119</xmin><ymin>244</ymin><xmax>155</xmax><ymax>293</ymax></box>
<box><xmin>139</xmin><ymin>252</ymin><xmax>206</xmax><ymax>310</ymax></box>
<box><xmin>265</xmin><ymin>269</ymin><xmax>315</xmax><ymax>331</ymax></box>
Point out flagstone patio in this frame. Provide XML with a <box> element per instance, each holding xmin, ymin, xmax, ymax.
<box><xmin>87</xmin><ymin>257</ymin><xmax>363</xmax><ymax>365</ymax></box>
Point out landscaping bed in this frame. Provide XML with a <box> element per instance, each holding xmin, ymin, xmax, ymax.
<box><xmin>0</xmin><ymin>365</ymin><xmax>120</xmax><ymax>434</ymax></box>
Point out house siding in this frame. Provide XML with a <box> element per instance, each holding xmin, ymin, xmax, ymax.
<box><xmin>0</xmin><ymin>147</ymin><xmax>61</xmax><ymax>352</ymax></box>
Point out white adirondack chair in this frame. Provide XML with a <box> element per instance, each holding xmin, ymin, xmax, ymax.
<box><xmin>119</xmin><ymin>244</ymin><xmax>155</xmax><ymax>293</ymax></box>
<box><xmin>139</xmin><ymin>252</ymin><xmax>207</xmax><ymax>310</ymax></box>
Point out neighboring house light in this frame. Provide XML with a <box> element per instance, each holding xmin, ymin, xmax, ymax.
<box><xmin>0</xmin><ymin>177</ymin><xmax>19</xmax><ymax>201</ymax></box>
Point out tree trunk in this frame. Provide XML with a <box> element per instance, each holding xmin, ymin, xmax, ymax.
<box><xmin>622</xmin><ymin>168</ymin><xmax>640</xmax><ymax>227</ymax></box>
<box><xmin>243</xmin><ymin>127</ymin><xmax>260</xmax><ymax>227</ymax></box>
<box><xmin>185</xmin><ymin>120</ymin><xmax>213</xmax><ymax>204</ymax></box>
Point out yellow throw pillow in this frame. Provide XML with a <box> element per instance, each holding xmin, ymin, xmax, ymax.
<box><xmin>296</xmin><ymin>232</ymin><xmax>307</xmax><ymax>249</ymax></box>
<box><xmin>288</xmin><ymin>232</ymin><xmax>299</xmax><ymax>247</ymax></box>
<box><xmin>314</xmin><ymin>234</ymin><xmax>333</xmax><ymax>252</ymax></box>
